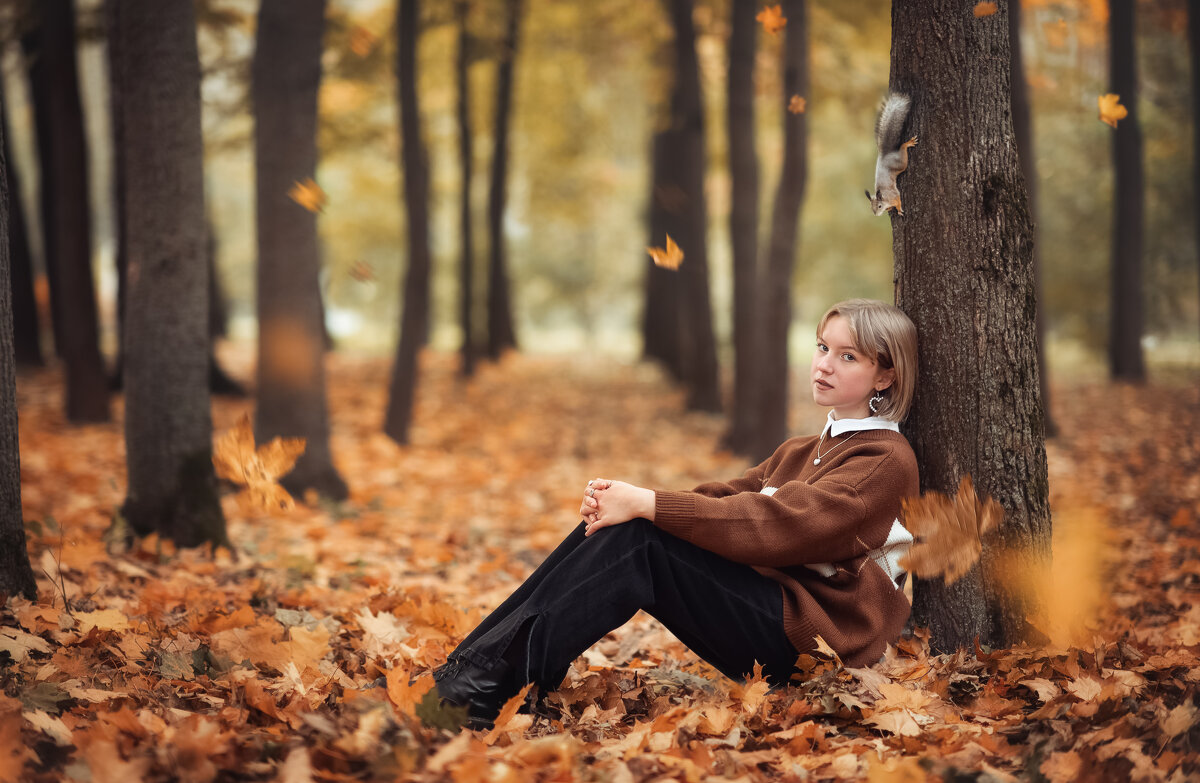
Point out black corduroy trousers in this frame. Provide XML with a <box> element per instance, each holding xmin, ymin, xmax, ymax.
<box><xmin>444</xmin><ymin>518</ymin><xmax>800</xmax><ymax>700</ymax></box>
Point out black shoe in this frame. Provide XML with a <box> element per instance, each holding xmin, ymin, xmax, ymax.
<box><xmin>431</xmin><ymin>657</ymin><xmax>516</xmax><ymax>731</ymax></box>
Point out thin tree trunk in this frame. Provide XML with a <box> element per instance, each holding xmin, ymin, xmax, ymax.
<box><xmin>384</xmin><ymin>0</ymin><xmax>432</xmax><ymax>445</ymax></box>
<box><xmin>0</xmin><ymin>79</ymin><xmax>42</xmax><ymax>367</ymax></box>
<box><xmin>457</xmin><ymin>0</ymin><xmax>476</xmax><ymax>377</ymax></box>
<box><xmin>723</xmin><ymin>0</ymin><xmax>760</xmax><ymax>455</ymax></box>
<box><xmin>486</xmin><ymin>0</ymin><xmax>520</xmax><ymax>359</ymax></box>
<box><xmin>0</xmin><ymin>120</ymin><xmax>38</xmax><ymax>599</ymax></box>
<box><xmin>666</xmin><ymin>0</ymin><xmax>720</xmax><ymax>413</ymax></box>
<box><xmin>115</xmin><ymin>0</ymin><xmax>227</xmax><ymax>548</ymax></box>
<box><xmin>642</xmin><ymin>128</ymin><xmax>685</xmax><ymax>380</ymax></box>
<box><xmin>253</xmin><ymin>0</ymin><xmax>348</xmax><ymax>499</ymax></box>
<box><xmin>890</xmin><ymin>0</ymin><xmax>1051</xmax><ymax>652</ymax></box>
<box><xmin>1009</xmin><ymin>0</ymin><xmax>1055</xmax><ymax>437</ymax></box>
<box><xmin>1192</xmin><ymin>0</ymin><xmax>1200</xmax><ymax>344</ymax></box>
<box><xmin>106</xmin><ymin>0</ymin><xmax>127</xmax><ymax>391</ymax></box>
<box><xmin>1108</xmin><ymin>0</ymin><xmax>1145</xmax><ymax>381</ymax></box>
<box><xmin>754</xmin><ymin>0</ymin><xmax>808</xmax><ymax>460</ymax></box>
<box><xmin>23</xmin><ymin>0</ymin><xmax>109</xmax><ymax>422</ymax></box>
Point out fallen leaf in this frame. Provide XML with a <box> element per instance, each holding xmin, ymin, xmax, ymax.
<box><xmin>1098</xmin><ymin>94</ymin><xmax>1128</xmax><ymax>128</ymax></box>
<box><xmin>899</xmin><ymin>476</ymin><xmax>1003</xmax><ymax>584</ymax></box>
<box><xmin>647</xmin><ymin>234</ymin><xmax>684</xmax><ymax>270</ymax></box>
<box><xmin>973</xmin><ymin>2</ymin><xmax>998</xmax><ymax>17</ymax></box>
<box><xmin>288</xmin><ymin>178</ymin><xmax>327</xmax><ymax>213</ymax></box>
<box><xmin>756</xmin><ymin>4</ymin><xmax>787</xmax><ymax>34</ymax></box>
<box><xmin>788</xmin><ymin>95</ymin><xmax>806</xmax><ymax>114</ymax></box>
<box><xmin>484</xmin><ymin>683</ymin><xmax>533</xmax><ymax>744</ymax></box>
<box><xmin>212</xmin><ymin>413</ymin><xmax>306</xmax><ymax>512</ymax></box>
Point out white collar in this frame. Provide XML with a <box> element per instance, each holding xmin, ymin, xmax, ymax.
<box><xmin>821</xmin><ymin>411</ymin><xmax>900</xmax><ymax>438</ymax></box>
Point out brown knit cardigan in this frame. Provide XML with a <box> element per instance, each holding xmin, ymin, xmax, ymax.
<box><xmin>653</xmin><ymin>429</ymin><xmax>919</xmax><ymax>668</ymax></box>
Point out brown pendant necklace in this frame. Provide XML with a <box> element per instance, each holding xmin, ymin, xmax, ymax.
<box><xmin>813</xmin><ymin>430</ymin><xmax>859</xmax><ymax>465</ymax></box>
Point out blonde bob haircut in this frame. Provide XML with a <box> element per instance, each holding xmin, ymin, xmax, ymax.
<box><xmin>817</xmin><ymin>299</ymin><xmax>918</xmax><ymax>423</ymax></box>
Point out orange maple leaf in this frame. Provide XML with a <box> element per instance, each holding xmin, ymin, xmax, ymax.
<box><xmin>647</xmin><ymin>234</ymin><xmax>684</xmax><ymax>270</ymax></box>
<box><xmin>288</xmin><ymin>178</ymin><xmax>327</xmax><ymax>213</ymax></box>
<box><xmin>1098</xmin><ymin>93</ymin><xmax>1128</xmax><ymax>128</ymax></box>
<box><xmin>212</xmin><ymin>413</ymin><xmax>306</xmax><ymax>512</ymax></box>
<box><xmin>484</xmin><ymin>682</ymin><xmax>533</xmax><ymax>745</ymax></box>
<box><xmin>349</xmin><ymin>26</ymin><xmax>377</xmax><ymax>57</ymax></box>
<box><xmin>756</xmin><ymin>4</ymin><xmax>787</xmax><ymax>34</ymax></box>
<box><xmin>973</xmin><ymin>2</ymin><xmax>998</xmax><ymax>17</ymax></box>
<box><xmin>788</xmin><ymin>95</ymin><xmax>807</xmax><ymax>114</ymax></box>
<box><xmin>898</xmin><ymin>475</ymin><xmax>1003</xmax><ymax>585</ymax></box>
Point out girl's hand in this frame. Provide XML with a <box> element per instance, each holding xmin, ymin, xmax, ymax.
<box><xmin>586</xmin><ymin>479</ymin><xmax>655</xmax><ymax>536</ymax></box>
<box><xmin>579</xmin><ymin>478</ymin><xmax>612</xmax><ymax>525</ymax></box>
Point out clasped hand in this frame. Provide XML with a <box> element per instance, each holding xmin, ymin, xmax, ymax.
<box><xmin>578</xmin><ymin>478</ymin><xmax>656</xmax><ymax>536</ymax></box>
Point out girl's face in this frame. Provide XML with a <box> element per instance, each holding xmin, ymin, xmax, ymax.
<box><xmin>811</xmin><ymin>315</ymin><xmax>895</xmax><ymax>419</ymax></box>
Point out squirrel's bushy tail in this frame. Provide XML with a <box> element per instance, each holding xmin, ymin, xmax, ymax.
<box><xmin>875</xmin><ymin>94</ymin><xmax>911</xmax><ymax>152</ymax></box>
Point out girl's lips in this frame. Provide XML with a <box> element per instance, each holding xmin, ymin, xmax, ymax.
<box><xmin>814</xmin><ymin>379</ymin><xmax>833</xmax><ymax>390</ymax></box>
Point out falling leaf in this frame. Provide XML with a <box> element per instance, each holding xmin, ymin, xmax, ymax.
<box><xmin>647</xmin><ymin>234</ymin><xmax>684</xmax><ymax>270</ymax></box>
<box><xmin>899</xmin><ymin>475</ymin><xmax>1003</xmax><ymax>584</ymax></box>
<box><xmin>788</xmin><ymin>95</ymin><xmax>807</xmax><ymax>114</ymax></box>
<box><xmin>973</xmin><ymin>2</ymin><xmax>998</xmax><ymax>17</ymax></box>
<box><xmin>349</xmin><ymin>26</ymin><xmax>377</xmax><ymax>57</ymax></box>
<box><xmin>212</xmin><ymin>413</ymin><xmax>306</xmax><ymax>512</ymax></box>
<box><xmin>349</xmin><ymin>260</ymin><xmax>375</xmax><ymax>283</ymax></box>
<box><xmin>756</xmin><ymin>4</ymin><xmax>787</xmax><ymax>34</ymax></box>
<box><xmin>386</xmin><ymin>668</ymin><xmax>435</xmax><ymax>715</ymax></box>
<box><xmin>288</xmin><ymin>178</ymin><xmax>327</xmax><ymax>213</ymax></box>
<box><xmin>1098</xmin><ymin>94</ymin><xmax>1128</xmax><ymax>128</ymax></box>
<box><xmin>484</xmin><ymin>683</ymin><xmax>533</xmax><ymax>745</ymax></box>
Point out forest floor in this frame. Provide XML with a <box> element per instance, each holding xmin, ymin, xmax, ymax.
<box><xmin>2</xmin><ymin>349</ymin><xmax>1199</xmax><ymax>782</ymax></box>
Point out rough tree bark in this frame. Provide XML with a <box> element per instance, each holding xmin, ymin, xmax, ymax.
<box><xmin>384</xmin><ymin>0</ymin><xmax>433</xmax><ymax>445</ymax></box>
<box><xmin>723</xmin><ymin>0</ymin><xmax>760</xmax><ymax>455</ymax></box>
<box><xmin>486</xmin><ymin>0</ymin><xmax>521</xmax><ymax>359</ymax></box>
<box><xmin>457</xmin><ymin>0</ymin><xmax>476</xmax><ymax>377</ymax></box>
<box><xmin>754</xmin><ymin>0</ymin><xmax>808</xmax><ymax>461</ymax></box>
<box><xmin>889</xmin><ymin>0</ymin><xmax>1052</xmax><ymax>652</ymax></box>
<box><xmin>0</xmin><ymin>78</ymin><xmax>41</xmax><ymax>367</ymax></box>
<box><xmin>0</xmin><ymin>120</ymin><xmax>38</xmax><ymax>599</ymax></box>
<box><xmin>23</xmin><ymin>0</ymin><xmax>109</xmax><ymax>422</ymax></box>
<box><xmin>664</xmin><ymin>0</ymin><xmax>720</xmax><ymax>412</ymax></box>
<box><xmin>1108</xmin><ymin>0</ymin><xmax>1145</xmax><ymax>381</ymax></box>
<box><xmin>253</xmin><ymin>0</ymin><xmax>348</xmax><ymax>499</ymax></box>
<box><xmin>115</xmin><ymin>0</ymin><xmax>228</xmax><ymax>548</ymax></box>
<box><xmin>1008</xmin><ymin>0</ymin><xmax>1055</xmax><ymax>437</ymax></box>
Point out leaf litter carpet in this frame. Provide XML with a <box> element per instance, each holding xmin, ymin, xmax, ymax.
<box><xmin>4</xmin><ymin>353</ymin><xmax>1199</xmax><ymax>781</ymax></box>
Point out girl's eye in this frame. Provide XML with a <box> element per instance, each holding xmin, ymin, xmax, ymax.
<box><xmin>817</xmin><ymin>342</ymin><xmax>828</xmax><ymax>352</ymax></box>
<box><xmin>842</xmin><ymin>353</ymin><xmax>856</xmax><ymax>362</ymax></box>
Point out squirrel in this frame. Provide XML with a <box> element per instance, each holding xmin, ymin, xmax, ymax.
<box><xmin>866</xmin><ymin>94</ymin><xmax>918</xmax><ymax>216</ymax></box>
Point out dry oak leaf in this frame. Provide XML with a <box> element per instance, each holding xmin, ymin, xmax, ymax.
<box><xmin>899</xmin><ymin>475</ymin><xmax>1003</xmax><ymax>585</ymax></box>
<box><xmin>647</xmin><ymin>234</ymin><xmax>684</xmax><ymax>270</ymax></box>
<box><xmin>288</xmin><ymin>177</ymin><xmax>327</xmax><ymax>213</ymax></box>
<box><xmin>212</xmin><ymin>413</ymin><xmax>306</xmax><ymax>512</ymax></box>
<box><xmin>1098</xmin><ymin>93</ymin><xmax>1128</xmax><ymax>128</ymax></box>
<box><xmin>973</xmin><ymin>2</ymin><xmax>998</xmax><ymax>17</ymax></box>
<box><xmin>788</xmin><ymin>95</ymin><xmax>807</xmax><ymax>114</ymax></box>
<box><xmin>756</xmin><ymin>4</ymin><xmax>787</xmax><ymax>34</ymax></box>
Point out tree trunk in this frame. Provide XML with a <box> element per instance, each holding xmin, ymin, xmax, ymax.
<box><xmin>384</xmin><ymin>0</ymin><xmax>432</xmax><ymax>445</ymax></box>
<box><xmin>1009</xmin><ymin>0</ymin><xmax>1055</xmax><ymax>437</ymax></box>
<box><xmin>666</xmin><ymin>0</ymin><xmax>720</xmax><ymax>413</ymax></box>
<box><xmin>0</xmin><ymin>121</ymin><xmax>38</xmax><ymax>600</ymax></box>
<box><xmin>0</xmin><ymin>79</ymin><xmax>42</xmax><ymax>367</ymax></box>
<box><xmin>1191</xmin><ymin>0</ymin><xmax>1200</xmax><ymax>345</ymax></box>
<box><xmin>106</xmin><ymin>0</ymin><xmax>127</xmax><ymax>392</ymax></box>
<box><xmin>1108</xmin><ymin>0</ymin><xmax>1145</xmax><ymax>381</ymax></box>
<box><xmin>115</xmin><ymin>0</ymin><xmax>227</xmax><ymax>548</ymax></box>
<box><xmin>642</xmin><ymin>128</ymin><xmax>685</xmax><ymax>380</ymax></box>
<box><xmin>23</xmin><ymin>0</ymin><xmax>109</xmax><ymax>422</ymax></box>
<box><xmin>722</xmin><ymin>0</ymin><xmax>760</xmax><ymax>455</ymax></box>
<box><xmin>754</xmin><ymin>0</ymin><xmax>808</xmax><ymax>460</ymax></box>
<box><xmin>457</xmin><ymin>0</ymin><xmax>476</xmax><ymax>377</ymax></box>
<box><xmin>486</xmin><ymin>0</ymin><xmax>520</xmax><ymax>359</ymax></box>
<box><xmin>890</xmin><ymin>0</ymin><xmax>1051</xmax><ymax>652</ymax></box>
<box><xmin>253</xmin><ymin>0</ymin><xmax>347</xmax><ymax>499</ymax></box>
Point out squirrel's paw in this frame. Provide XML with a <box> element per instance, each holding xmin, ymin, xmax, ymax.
<box><xmin>905</xmin><ymin>135</ymin><xmax>918</xmax><ymax>147</ymax></box>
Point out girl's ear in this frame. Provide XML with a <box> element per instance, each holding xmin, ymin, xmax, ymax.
<box><xmin>875</xmin><ymin>367</ymin><xmax>896</xmax><ymax>391</ymax></box>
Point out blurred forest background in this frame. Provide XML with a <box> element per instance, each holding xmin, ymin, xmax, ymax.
<box><xmin>2</xmin><ymin>0</ymin><xmax>1196</xmax><ymax>370</ymax></box>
